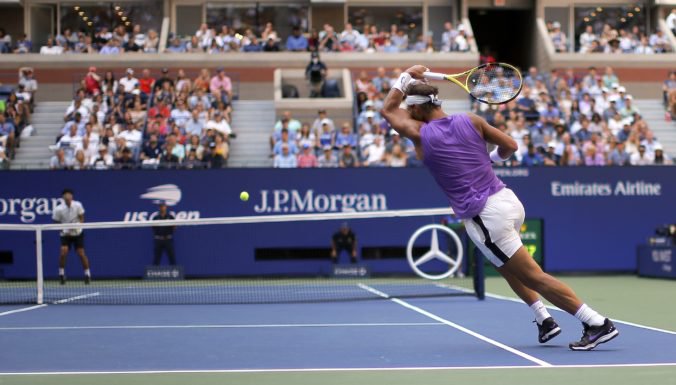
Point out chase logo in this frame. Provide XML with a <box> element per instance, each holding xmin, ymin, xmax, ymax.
<box><xmin>140</xmin><ymin>184</ymin><xmax>182</xmax><ymax>206</ymax></box>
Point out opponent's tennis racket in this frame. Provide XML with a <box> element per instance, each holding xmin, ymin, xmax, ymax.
<box><xmin>423</xmin><ymin>63</ymin><xmax>523</xmax><ymax>105</ymax></box>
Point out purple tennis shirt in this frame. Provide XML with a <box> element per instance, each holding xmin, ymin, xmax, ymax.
<box><xmin>420</xmin><ymin>113</ymin><xmax>505</xmax><ymax>219</ymax></box>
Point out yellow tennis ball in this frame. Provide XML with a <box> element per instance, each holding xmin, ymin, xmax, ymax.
<box><xmin>240</xmin><ymin>191</ymin><xmax>250</xmax><ymax>202</ymax></box>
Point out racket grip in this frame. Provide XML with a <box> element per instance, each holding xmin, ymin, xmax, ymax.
<box><xmin>423</xmin><ymin>72</ymin><xmax>447</xmax><ymax>81</ymax></box>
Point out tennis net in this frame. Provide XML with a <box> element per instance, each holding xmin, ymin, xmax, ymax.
<box><xmin>0</xmin><ymin>208</ymin><xmax>484</xmax><ymax>305</ymax></box>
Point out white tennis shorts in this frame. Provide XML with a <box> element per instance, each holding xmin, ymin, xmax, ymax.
<box><xmin>462</xmin><ymin>188</ymin><xmax>525</xmax><ymax>267</ymax></box>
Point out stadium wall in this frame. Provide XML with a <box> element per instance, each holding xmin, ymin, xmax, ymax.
<box><xmin>0</xmin><ymin>167</ymin><xmax>673</xmax><ymax>279</ymax></box>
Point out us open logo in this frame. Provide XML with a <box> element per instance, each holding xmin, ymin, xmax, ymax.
<box><xmin>123</xmin><ymin>184</ymin><xmax>200</xmax><ymax>222</ymax></box>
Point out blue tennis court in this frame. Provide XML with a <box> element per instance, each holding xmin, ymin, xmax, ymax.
<box><xmin>1</xmin><ymin>284</ymin><xmax>675</xmax><ymax>377</ymax></box>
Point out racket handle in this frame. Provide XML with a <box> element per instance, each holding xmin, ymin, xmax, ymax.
<box><xmin>423</xmin><ymin>72</ymin><xmax>447</xmax><ymax>81</ymax></box>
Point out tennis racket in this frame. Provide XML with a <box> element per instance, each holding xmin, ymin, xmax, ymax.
<box><xmin>423</xmin><ymin>63</ymin><xmax>523</xmax><ymax>105</ymax></box>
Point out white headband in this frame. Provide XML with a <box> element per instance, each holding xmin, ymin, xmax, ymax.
<box><xmin>405</xmin><ymin>94</ymin><xmax>442</xmax><ymax>106</ymax></box>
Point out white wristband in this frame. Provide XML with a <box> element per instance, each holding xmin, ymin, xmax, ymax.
<box><xmin>392</xmin><ymin>73</ymin><xmax>412</xmax><ymax>94</ymax></box>
<box><xmin>489</xmin><ymin>148</ymin><xmax>509</xmax><ymax>162</ymax></box>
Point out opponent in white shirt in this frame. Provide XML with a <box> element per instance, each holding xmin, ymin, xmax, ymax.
<box><xmin>52</xmin><ymin>189</ymin><xmax>91</xmax><ymax>284</ymax></box>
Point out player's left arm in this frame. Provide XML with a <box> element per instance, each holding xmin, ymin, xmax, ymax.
<box><xmin>468</xmin><ymin>113</ymin><xmax>518</xmax><ymax>160</ymax></box>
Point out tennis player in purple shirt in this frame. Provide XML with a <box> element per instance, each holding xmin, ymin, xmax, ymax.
<box><xmin>381</xmin><ymin>65</ymin><xmax>619</xmax><ymax>351</ymax></box>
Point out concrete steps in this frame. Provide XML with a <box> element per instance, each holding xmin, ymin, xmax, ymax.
<box><xmin>229</xmin><ymin>100</ymin><xmax>276</xmax><ymax>167</ymax></box>
<box><xmin>634</xmin><ymin>99</ymin><xmax>676</xmax><ymax>157</ymax></box>
<box><xmin>11</xmin><ymin>101</ymin><xmax>70</xmax><ymax>170</ymax></box>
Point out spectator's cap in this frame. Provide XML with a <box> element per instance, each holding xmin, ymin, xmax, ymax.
<box><xmin>654</xmin><ymin>144</ymin><xmax>663</xmax><ymax>151</ymax></box>
<box><xmin>209</xmin><ymin>141</ymin><xmax>216</xmax><ymax>147</ymax></box>
<box><xmin>126</xmin><ymin>68</ymin><xmax>134</xmax><ymax>75</ymax></box>
<box><xmin>321</xmin><ymin>118</ymin><xmax>332</xmax><ymax>125</ymax></box>
<box><xmin>624</xmin><ymin>95</ymin><xmax>633</xmax><ymax>100</ymax></box>
<box><xmin>365</xmin><ymin>111</ymin><xmax>375</xmax><ymax>118</ymax></box>
<box><xmin>608</xmin><ymin>95</ymin><xmax>618</xmax><ymax>103</ymax></box>
<box><xmin>457</xmin><ymin>24</ymin><xmax>466</xmax><ymax>32</ymax></box>
<box><xmin>601</xmin><ymin>87</ymin><xmax>609</xmax><ymax>93</ymax></box>
<box><xmin>618</xmin><ymin>86</ymin><xmax>626</xmax><ymax>93</ymax></box>
<box><xmin>364</xmin><ymin>100</ymin><xmax>375</xmax><ymax>108</ymax></box>
<box><xmin>390</xmin><ymin>129</ymin><xmax>399</xmax><ymax>136</ymax></box>
<box><xmin>302</xmin><ymin>143</ymin><xmax>311</xmax><ymax>149</ymax></box>
<box><xmin>132</xmin><ymin>89</ymin><xmax>141</xmax><ymax>95</ymax></box>
<box><xmin>552</xmin><ymin>21</ymin><xmax>561</xmax><ymax>29</ymax></box>
<box><xmin>323</xmin><ymin>145</ymin><xmax>332</xmax><ymax>151</ymax></box>
<box><xmin>88</xmin><ymin>66</ymin><xmax>96</xmax><ymax>72</ymax></box>
<box><xmin>547</xmin><ymin>141</ymin><xmax>556</xmax><ymax>148</ymax></box>
<box><xmin>162</xmin><ymin>67</ymin><xmax>169</xmax><ymax>73</ymax></box>
<box><xmin>98</xmin><ymin>144</ymin><xmax>107</xmax><ymax>151</ymax></box>
<box><xmin>611</xmin><ymin>83</ymin><xmax>620</xmax><ymax>89</ymax></box>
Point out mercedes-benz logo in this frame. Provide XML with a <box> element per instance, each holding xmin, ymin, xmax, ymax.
<box><xmin>407</xmin><ymin>224</ymin><xmax>464</xmax><ymax>280</ymax></box>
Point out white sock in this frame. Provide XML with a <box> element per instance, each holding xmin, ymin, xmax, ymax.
<box><xmin>529</xmin><ymin>300</ymin><xmax>552</xmax><ymax>325</ymax></box>
<box><xmin>574</xmin><ymin>304</ymin><xmax>605</xmax><ymax>327</ymax></box>
<box><xmin>84</xmin><ymin>269</ymin><xmax>91</xmax><ymax>277</ymax></box>
<box><xmin>59</xmin><ymin>268</ymin><xmax>65</xmax><ymax>276</ymax></box>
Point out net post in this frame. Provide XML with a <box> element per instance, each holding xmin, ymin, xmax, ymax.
<box><xmin>35</xmin><ymin>228</ymin><xmax>44</xmax><ymax>305</ymax></box>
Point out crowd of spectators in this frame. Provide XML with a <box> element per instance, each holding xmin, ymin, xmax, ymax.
<box><xmin>0</xmin><ymin>67</ymin><xmax>37</xmax><ymax>168</ymax></box>
<box><xmin>178</xmin><ymin>21</ymin><xmax>472</xmax><ymax>54</ymax></box>
<box><xmin>471</xmin><ymin>66</ymin><xmax>672</xmax><ymax>166</ymax></box>
<box><xmin>50</xmin><ymin>66</ymin><xmax>237</xmax><ymax>170</ymax></box>
<box><xmin>547</xmin><ymin>21</ymin><xmax>673</xmax><ymax>54</ymax></box>
<box><xmin>21</xmin><ymin>25</ymin><xmax>160</xmax><ymax>55</ymax></box>
<box><xmin>270</xmin><ymin>66</ymin><xmax>422</xmax><ymax>169</ymax></box>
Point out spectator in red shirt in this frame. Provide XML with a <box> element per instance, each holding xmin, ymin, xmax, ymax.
<box><xmin>138</xmin><ymin>68</ymin><xmax>154</xmax><ymax>97</ymax></box>
<box><xmin>83</xmin><ymin>66</ymin><xmax>101</xmax><ymax>96</ymax></box>
<box><xmin>148</xmin><ymin>99</ymin><xmax>170</xmax><ymax>120</ymax></box>
<box><xmin>297</xmin><ymin>143</ymin><xmax>318</xmax><ymax>168</ymax></box>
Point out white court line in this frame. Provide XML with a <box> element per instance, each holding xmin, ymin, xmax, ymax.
<box><xmin>1</xmin><ymin>362</ymin><xmax>676</xmax><ymax>376</ymax></box>
<box><xmin>357</xmin><ymin>284</ymin><xmax>552</xmax><ymax>367</ymax></box>
<box><xmin>52</xmin><ymin>292</ymin><xmax>100</xmax><ymax>305</ymax></box>
<box><xmin>435</xmin><ymin>283</ymin><xmax>676</xmax><ymax>336</ymax></box>
<box><xmin>0</xmin><ymin>305</ymin><xmax>47</xmax><ymax>317</ymax></box>
<box><xmin>0</xmin><ymin>293</ymin><xmax>101</xmax><ymax>317</ymax></box>
<box><xmin>0</xmin><ymin>322</ymin><xmax>443</xmax><ymax>331</ymax></box>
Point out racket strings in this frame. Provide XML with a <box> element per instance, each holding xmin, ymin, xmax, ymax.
<box><xmin>468</xmin><ymin>64</ymin><xmax>522</xmax><ymax>104</ymax></box>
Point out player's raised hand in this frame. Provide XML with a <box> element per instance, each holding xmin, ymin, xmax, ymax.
<box><xmin>405</xmin><ymin>65</ymin><xmax>430</xmax><ymax>80</ymax></box>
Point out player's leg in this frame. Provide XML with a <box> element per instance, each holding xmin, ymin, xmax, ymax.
<box><xmin>58</xmin><ymin>239</ymin><xmax>69</xmax><ymax>285</ymax></box>
<box><xmin>498</xmin><ymin>250</ymin><xmax>581</xmax><ymax>313</ymax></box>
<box><xmin>499</xmin><ymin>249</ymin><xmax>619</xmax><ymax>350</ymax></box>
<box><xmin>463</xmin><ymin>193</ymin><xmax>560</xmax><ymax>343</ymax></box>
<box><xmin>75</xmin><ymin>234</ymin><xmax>91</xmax><ymax>283</ymax></box>
<box><xmin>497</xmin><ymin>267</ymin><xmax>561</xmax><ymax>342</ymax></box>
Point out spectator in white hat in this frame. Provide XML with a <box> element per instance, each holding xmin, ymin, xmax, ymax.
<box><xmin>550</xmin><ymin>21</ymin><xmax>567</xmax><ymax>52</ymax></box>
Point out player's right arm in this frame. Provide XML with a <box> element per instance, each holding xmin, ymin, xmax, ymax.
<box><xmin>381</xmin><ymin>88</ymin><xmax>422</xmax><ymax>143</ymax></box>
<box><xmin>381</xmin><ymin>65</ymin><xmax>428</xmax><ymax>143</ymax></box>
<box><xmin>468</xmin><ymin>113</ymin><xmax>518</xmax><ymax>160</ymax></box>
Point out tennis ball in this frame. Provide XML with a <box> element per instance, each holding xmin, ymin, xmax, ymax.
<box><xmin>240</xmin><ymin>191</ymin><xmax>249</xmax><ymax>202</ymax></box>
